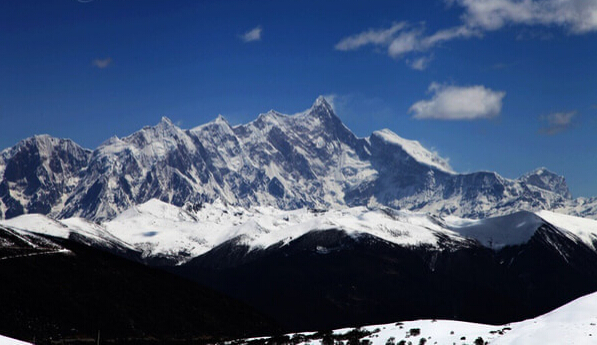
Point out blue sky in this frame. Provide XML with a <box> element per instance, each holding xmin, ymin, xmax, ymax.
<box><xmin>1</xmin><ymin>0</ymin><xmax>596</xmax><ymax>196</ymax></box>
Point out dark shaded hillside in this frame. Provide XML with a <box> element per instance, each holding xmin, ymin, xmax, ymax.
<box><xmin>0</xmin><ymin>227</ymin><xmax>279</xmax><ymax>344</ymax></box>
<box><xmin>175</xmin><ymin>227</ymin><xmax>597</xmax><ymax>333</ymax></box>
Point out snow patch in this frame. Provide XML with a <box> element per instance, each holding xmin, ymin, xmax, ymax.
<box><xmin>0</xmin><ymin>334</ymin><xmax>32</xmax><ymax>345</ymax></box>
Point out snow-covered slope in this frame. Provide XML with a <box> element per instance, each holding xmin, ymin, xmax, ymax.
<box><xmin>491</xmin><ymin>290</ymin><xmax>597</xmax><ymax>344</ymax></box>
<box><xmin>371</xmin><ymin>129</ymin><xmax>454</xmax><ymax>174</ymax></box>
<box><xmin>0</xmin><ymin>96</ymin><xmax>585</xmax><ymax>221</ymax></box>
<box><xmin>446</xmin><ymin>211</ymin><xmax>546</xmax><ymax>249</ymax></box>
<box><xmin>0</xmin><ymin>213</ymin><xmax>135</xmax><ymax>253</ymax></box>
<box><xmin>0</xmin><ymin>334</ymin><xmax>32</xmax><ymax>345</ymax></box>
<box><xmin>102</xmin><ymin>199</ymin><xmax>457</xmax><ymax>261</ymax></box>
<box><xmin>240</xmin><ymin>291</ymin><xmax>597</xmax><ymax>345</ymax></box>
<box><xmin>4</xmin><ymin>198</ymin><xmax>597</xmax><ymax>264</ymax></box>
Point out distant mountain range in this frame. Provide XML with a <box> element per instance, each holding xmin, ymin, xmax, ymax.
<box><xmin>1</xmin><ymin>96</ymin><xmax>595</xmax><ymax>221</ymax></box>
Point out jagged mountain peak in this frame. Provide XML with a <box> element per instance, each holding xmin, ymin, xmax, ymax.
<box><xmin>100</xmin><ymin>116</ymin><xmax>192</xmax><ymax>155</ymax></box>
<box><xmin>4</xmin><ymin>135</ymin><xmax>86</xmax><ymax>156</ymax></box>
<box><xmin>0</xmin><ymin>134</ymin><xmax>91</xmax><ymax>219</ymax></box>
<box><xmin>303</xmin><ymin>96</ymin><xmax>342</xmax><ymax>124</ymax></box>
<box><xmin>519</xmin><ymin>167</ymin><xmax>571</xmax><ymax>199</ymax></box>
<box><xmin>257</xmin><ymin>109</ymin><xmax>282</xmax><ymax>121</ymax></box>
<box><xmin>159</xmin><ymin>115</ymin><xmax>174</xmax><ymax>125</ymax></box>
<box><xmin>134</xmin><ymin>116</ymin><xmax>183</xmax><ymax>137</ymax></box>
<box><xmin>314</xmin><ymin>95</ymin><xmax>333</xmax><ymax>108</ymax></box>
<box><xmin>311</xmin><ymin>95</ymin><xmax>334</xmax><ymax>112</ymax></box>
<box><xmin>192</xmin><ymin>114</ymin><xmax>232</xmax><ymax>132</ymax></box>
<box><xmin>1</xmin><ymin>134</ymin><xmax>90</xmax><ymax>167</ymax></box>
<box><xmin>214</xmin><ymin>114</ymin><xmax>228</xmax><ymax>124</ymax></box>
<box><xmin>150</xmin><ymin>116</ymin><xmax>183</xmax><ymax>134</ymax></box>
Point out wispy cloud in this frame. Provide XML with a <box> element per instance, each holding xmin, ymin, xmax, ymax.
<box><xmin>539</xmin><ymin>111</ymin><xmax>577</xmax><ymax>135</ymax></box>
<box><xmin>515</xmin><ymin>28</ymin><xmax>555</xmax><ymax>41</ymax></box>
<box><xmin>336</xmin><ymin>22</ymin><xmax>480</xmax><ymax>69</ymax></box>
<box><xmin>408</xmin><ymin>55</ymin><xmax>433</xmax><ymax>71</ymax></box>
<box><xmin>240</xmin><ymin>26</ymin><xmax>262</xmax><ymax>42</ymax></box>
<box><xmin>322</xmin><ymin>94</ymin><xmax>338</xmax><ymax>111</ymax></box>
<box><xmin>450</xmin><ymin>0</ymin><xmax>597</xmax><ymax>34</ymax></box>
<box><xmin>335</xmin><ymin>22</ymin><xmax>407</xmax><ymax>51</ymax></box>
<box><xmin>92</xmin><ymin>57</ymin><xmax>112</xmax><ymax>69</ymax></box>
<box><xmin>409</xmin><ymin>82</ymin><xmax>506</xmax><ymax>120</ymax></box>
<box><xmin>335</xmin><ymin>0</ymin><xmax>597</xmax><ymax>68</ymax></box>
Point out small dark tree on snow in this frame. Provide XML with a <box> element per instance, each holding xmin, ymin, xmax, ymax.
<box><xmin>320</xmin><ymin>331</ymin><xmax>334</xmax><ymax>345</ymax></box>
<box><xmin>474</xmin><ymin>337</ymin><xmax>485</xmax><ymax>345</ymax></box>
<box><xmin>385</xmin><ymin>337</ymin><xmax>396</xmax><ymax>345</ymax></box>
<box><xmin>409</xmin><ymin>329</ymin><xmax>421</xmax><ymax>337</ymax></box>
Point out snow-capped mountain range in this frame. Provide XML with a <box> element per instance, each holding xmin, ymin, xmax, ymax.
<box><xmin>0</xmin><ymin>96</ymin><xmax>593</xmax><ymax>222</ymax></box>
<box><xmin>2</xmin><ymin>198</ymin><xmax>597</xmax><ymax>264</ymax></box>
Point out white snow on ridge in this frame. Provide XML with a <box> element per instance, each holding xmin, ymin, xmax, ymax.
<box><xmin>0</xmin><ymin>214</ymin><xmax>71</xmax><ymax>239</ymax></box>
<box><xmin>372</xmin><ymin>129</ymin><xmax>455</xmax><ymax>174</ymax></box>
<box><xmin>5</xmin><ymin>199</ymin><xmax>597</xmax><ymax>263</ymax></box>
<box><xmin>446</xmin><ymin>211</ymin><xmax>545</xmax><ymax>249</ymax></box>
<box><xmin>535</xmin><ymin>210</ymin><xmax>597</xmax><ymax>249</ymax></box>
<box><xmin>0</xmin><ymin>213</ymin><xmax>134</xmax><ymax>251</ymax></box>
<box><xmin>102</xmin><ymin>200</ymin><xmax>457</xmax><ymax>262</ymax></box>
<box><xmin>492</xmin><ymin>291</ymin><xmax>597</xmax><ymax>344</ymax></box>
<box><xmin>250</xmin><ymin>291</ymin><xmax>597</xmax><ymax>345</ymax></box>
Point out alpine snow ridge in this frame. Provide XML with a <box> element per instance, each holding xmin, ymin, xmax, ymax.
<box><xmin>0</xmin><ymin>96</ymin><xmax>587</xmax><ymax>221</ymax></box>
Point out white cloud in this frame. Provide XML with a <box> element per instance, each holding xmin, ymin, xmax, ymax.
<box><xmin>92</xmin><ymin>57</ymin><xmax>112</xmax><ymax>69</ymax></box>
<box><xmin>336</xmin><ymin>23</ymin><xmax>480</xmax><ymax>69</ymax></box>
<box><xmin>539</xmin><ymin>110</ymin><xmax>577</xmax><ymax>135</ymax></box>
<box><xmin>421</xmin><ymin>25</ymin><xmax>481</xmax><ymax>46</ymax></box>
<box><xmin>387</xmin><ymin>29</ymin><xmax>424</xmax><ymax>57</ymax></box>
<box><xmin>321</xmin><ymin>93</ymin><xmax>338</xmax><ymax>111</ymax></box>
<box><xmin>335</xmin><ymin>22</ymin><xmax>407</xmax><ymax>51</ymax></box>
<box><xmin>240</xmin><ymin>26</ymin><xmax>262</xmax><ymax>42</ymax></box>
<box><xmin>335</xmin><ymin>0</ymin><xmax>597</xmax><ymax>68</ymax></box>
<box><xmin>409</xmin><ymin>83</ymin><xmax>506</xmax><ymax>120</ymax></box>
<box><xmin>451</xmin><ymin>0</ymin><xmax>597</xmax><ymax>33</ymax></box>
<box><xmin>408</xmin><ymin>55</ymin><xmax>433</xmax><ymax>70</ymax></box>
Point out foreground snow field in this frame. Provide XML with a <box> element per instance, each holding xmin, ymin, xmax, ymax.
<box><xmin>0</xmin><ymin>335</ymin><xmax>31</xmax><ymax>345</ymax></box>
<box><xmin>238</xmin><ymin>291</ymin><xmax>597</xmax><ymax>345</ymax></box>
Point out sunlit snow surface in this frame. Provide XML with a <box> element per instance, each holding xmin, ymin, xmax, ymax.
<box><xmin>0</xmin><ymin>335</ymin><xmax>31</xmax><ymax>345</ymax></box>
<box><xmin>238</xmin><ymin>292</ymin><xmax>597</xmax><ymax>345</ymax></box>
<box><xmin>372</xmin><ymin>129</ymin><xmax>454</xmax><ymax>174</ymax></box>
<box><xmin>3</xmin><ymin>199</ymin><xmax>597</xmax><ymax>264</ymax></box>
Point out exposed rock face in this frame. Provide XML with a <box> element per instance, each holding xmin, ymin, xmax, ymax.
<box><xmin>0</xmin><ymin>97</ymin><xmax>577</xmax><ymax>221</ymax></box>
<box><xmin>0</xmin><ymin>135</ymin><xmax>91</xmax><ymax>219</ymax></box>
